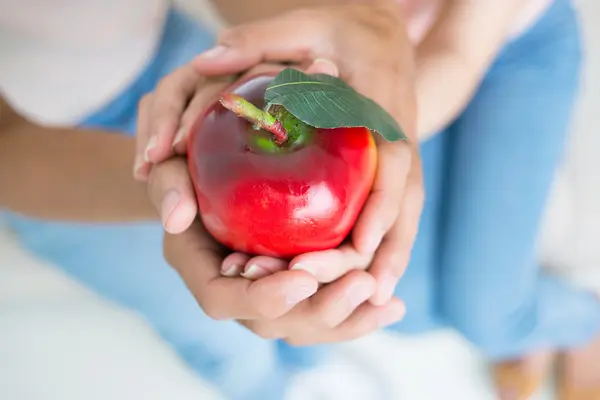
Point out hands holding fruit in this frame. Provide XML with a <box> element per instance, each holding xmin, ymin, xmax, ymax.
<box><xmin>193</xmin><ymin>0</ymin><xmax>423</xmax><ymax>304</ymax></box>
<box><xmin>134</xmin><ymin>0</ymin><xmax>423</xmax><ymax>345</ymax></box>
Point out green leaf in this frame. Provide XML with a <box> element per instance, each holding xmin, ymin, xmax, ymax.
<box><xmin>264</xmin><ymin>68</ymin><xmax>406</xmax><ymax>142</ymax></box>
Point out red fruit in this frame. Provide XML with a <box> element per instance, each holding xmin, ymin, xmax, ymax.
<box><xmin>187</xmin><ymin>73</ymin><xmax>377</xmax><ymax>258</ymax></box>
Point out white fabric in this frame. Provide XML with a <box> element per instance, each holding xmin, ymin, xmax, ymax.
<box><xmin>0</xmin><ymin>0</ymin><xmax>169</xmax><ymax>125</ymax></box>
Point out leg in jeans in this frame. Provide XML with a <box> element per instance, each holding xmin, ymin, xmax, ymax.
<box><xmin>439</xmin><ymin>0</ymin><xmax>600</xmax><ymax>360</ymax></box>
<box><xmin>5</xmin><ymin>10</ymin><xmax>293</xmax><ymax>400</ymax></box>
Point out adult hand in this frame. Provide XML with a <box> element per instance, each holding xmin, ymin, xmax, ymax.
<box><xmin>135</xmin><ymin>63</ymin><xmax>405</xmax><ymax>344</ymax></box>
<box><xmin>163</xmin><ymin>217</ymin><xmax>405</xmax><ymax>345</ymax></box>
<box><xmin>193</xmin><ymin>0</ymin><xmax>424</xmax><ymax>305</ymax></box>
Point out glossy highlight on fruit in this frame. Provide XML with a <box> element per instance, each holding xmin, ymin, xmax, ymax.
<box><xmin>187</xmin><ymin>73</ymin><xmax>377</xmax><ymax>258</ymax></box>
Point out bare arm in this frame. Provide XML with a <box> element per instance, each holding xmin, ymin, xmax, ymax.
<box><xmin>415</xmin><ymin>0</ymin><xmax>526</xmax><ymax>139</ymax></box>
<box><xmin>212</xmin><ymin>0</ymin><xmax>348</xmax><ymax>25</ymax></box>
<box><xmin>0</xmin><ymin>97</ymin><xmax>156</xmax><ymax>222</ymax></box>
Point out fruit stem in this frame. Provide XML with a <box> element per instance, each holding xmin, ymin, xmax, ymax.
<box><xmin>219</xmin><ymin>93</ymin><xmax>288</xmax><ymax>144</ymax></box>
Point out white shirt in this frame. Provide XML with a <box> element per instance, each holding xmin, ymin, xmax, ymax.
<box><xmin>0</xmin><ymin>0</ymin><xmax>169</xmax><ymax>125</ymax></box>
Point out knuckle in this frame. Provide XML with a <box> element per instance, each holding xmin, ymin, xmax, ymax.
<box><xmin>156</xmin><ymin>68</ymin><xmax>184</xmax><ymax>93</ymax></box>
<box><xmin>155</xmin><ymin>76</ymin><xmax>171</xmax><ymax>93</ymax></box>
<box><xmin>200</xmin><ymin>300</ymin><xmax>228</xmax><ymax>321</ymax></box>
<box><xmin>388</xmin><ymin>140</ymin><xmax>412</xmax><ymax>162</ymax></box>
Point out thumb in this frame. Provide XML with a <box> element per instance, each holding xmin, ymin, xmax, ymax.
<box><xmin>193</xmin><ymin>13</ymin><xmax>325</xmax><ymax>76</ymax></box>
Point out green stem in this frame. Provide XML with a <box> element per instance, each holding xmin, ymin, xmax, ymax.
<box><xmin>219</xmin><ymin>93</ymin><xmax>288</xmax><ymax>144</ymax></box>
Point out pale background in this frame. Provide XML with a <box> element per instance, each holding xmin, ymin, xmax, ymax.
<box><xmin>1</xmin><ymin>1</ymin><xmax>599</xmax><ymax>399</ymax></box>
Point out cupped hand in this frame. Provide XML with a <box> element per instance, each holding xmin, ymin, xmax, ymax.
<box><xmin>162</xmin><ymin>213</ymin><xmax>405</xmax><ymax>345</ymax></box>
<box><xmin>193</xmin><ymin>0</ymin><xmax>424</xmax><ymax>305</ymax></box>
<box><xmin>135</xmin><ymin>62</ymin><xmax>405</xmax><ymax>344</ymax></box>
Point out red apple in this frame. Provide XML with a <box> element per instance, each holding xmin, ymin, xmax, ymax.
<box><xmin>187</xmin><ymin>73</ymin><xmax>377</xmax><ymax>258</ymax></box>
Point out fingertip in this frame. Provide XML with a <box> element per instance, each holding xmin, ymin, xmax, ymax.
<box><xmin>163</xmin><ymin>196</ymin><xmax>197</xmax><ymax>234</ymax></box>
<box><xmin>172</xmin><ymin>127</ymin><xmax>188</xmax><ymax>154</ymax></box>
<box><xmin>242</xmin><ymin>256</ymin><xmax>288</xmax><ymax>279</ymax></box>
<box><xmin>274</xmin><ymin>269</ymin><xmax>319</xmax><ymax>289</ymax></box>
<box><xmin>378</xmin><ymin>297</ymin><xmax>406</xmax><ymax>327</ymax></box>
<box><xmin>250</xmin><ymin>270</ymin><xmax>318</xmax><ymax>314</ymax></box>
<box><xmin>305</xmin><ymin>58</ymin><xmax>340</xmax><ymax>77</ymax></box>
<box><xmin>368</xmin><ymin>274</ymin><xmax>398</xmax><ymax>306</ymax></box>
<box><xmin>221</xmin><ymin>253</ymin><xmax>250</xmax><ymax>277</ymax></box>
<box><xmin>133</xmin><ymin>155</ymin><xmax>151</xmax><ymax>181</ymax></box>
<box><xmin>145</xmin><ymin>133</ymin><xmax>175</xmax><ymax>164</ymax></box>
<box><xmin>289</xmin><ymin>245</ymin><xmax>367</xmax><ymax>284</ymax></box>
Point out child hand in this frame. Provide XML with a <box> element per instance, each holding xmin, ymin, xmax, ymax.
<box><xmin>162</xmin><ymin>217</ymin><xmax>405</xmax><ymax>345</ymax></box>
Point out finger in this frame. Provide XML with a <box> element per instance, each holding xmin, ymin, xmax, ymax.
<box><xmin>147</xmin><ymin>158</ymin><xmax>198</xmax><ymax>234</ymax></box>
<box><xmin>241</xmin><ymin>256</ymin><xmax>288</xmax><ymax>280</ymax></box>
<box><xmin>240</xmin><ymin>270</ymin><xmax>375</xmax><ymax>340</ymax></box>
<box><xmin>145</xmin><ymin>65</ymin><xmax>203</xmax><ymax>163</ymax></box>
<box><xmin>193</xmin><ymin>12</ymin><xmax>326</xmax><ymax>76</ymax></box>
<box><xmin>307</xmin><ymin>270</ymin><xmax>376</xmax><ymax>328</ymax></box>
<box><xmin>369</xmin><ymin>161</ymin><xmax>424</xmax><ymax>305</ymax></box>
<box><xmin>352</xmin><ymin>141</ymin><xmax>412</xmax><ymax>254</ymax></box>
<box><xmin>172</xmin><ymin>75</ymin><xmax>236</xmax><ymax>154</ymax></box>
<box><xmin>321</xmin><ymin>297</ymin><xmax>405</xmax><ymax>343</ymax></box>
<box><xmin>289</xmin><ymin>243</ymin><xmax>372</xmax><ymax>284</ymax></box>
<box><xmin>282</xmin><ymin>298</ymin><xmax>405</xmax><ymax>346</ymax></box>
<box><xmin>134</xmin><ymin>93</ymin><xmax>154</xmax><ymax>181</ymax></box>
<box><xmin>165</xmin><ymin>224</ymin><xmax>319</xmax><ymax>320</ymax></box>
<box><xmin>221</xmin><ymin>252</ymin><xmax>250</xmax><ymax>277</ymax></box>
<box><xmin>304</xmin><ymin>58</ymin><xmax>340</xmax><ymax>77</ymax></box>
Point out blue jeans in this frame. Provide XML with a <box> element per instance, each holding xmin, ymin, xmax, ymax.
<box><xmin>387</xmin><ymin>0</ymin><xmax>600</xmax><ymax>360</ymax></box>
<box><xmin>5</xmin><ymin>0</ymin><xmax>600</xmax><ymax>399</ymax></box>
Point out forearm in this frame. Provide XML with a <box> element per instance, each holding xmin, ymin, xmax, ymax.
<box><xmin>415</xmin><ymin>0</ymin><xmax>525</xmax><ymax>139</ymax></box>
<box><xmin>212</xmin><ymin>0</ymin><xmax>348</xmax><ymax>25</ymax></box>
<box><xmin>0</xmin><ymin>119</ymin><xmax>157</xmax><ymax>222</ymax></box>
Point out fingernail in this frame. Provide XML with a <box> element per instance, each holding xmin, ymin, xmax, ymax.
<box><xmin>173</xmin><ymin>127</ymin><xmax>187</xmax><ymax>148</ymax></box>
<box><xmin>222</xmin><ymin>264</ymin><xmax>241</xmax><ymax>277</ymax></box>
<box><xmin>133</xmin><ymin>155</ymin><xmax>145</xmax><ymax>179</ymax></box>
<box><xmin>286</xmin><ymin>284</ymin><xmax>318</xmax><ymax>306</ymax></box>
<box><xmin>144</xmin><ymin>135</ymin><xmax>158</xmax><ymax>162</ymax></box>
<box><xmin>241</xmin><ymin>265</ymin><xmax>269</xmax><ymax>280</ymax></box>
<box><xmin>160</xmin><ymin>189</ymin><xmax>180</xmax><ymax>227</ymax></box>
<box><xmin>198</xmin><ymin>45</ymin><xmax>228</xmax><ymax>59</ymax></box>
<box><xmin>348</xmin><ymin>283</ymin><xmax>373</xmax><ymax>308</ymax></box>
<box><xmin>290</xmin><ymin>263</ymin><xmax>318</xmax><ymax>277</ymax></box>
<box><xmin>310</xmin><ymin>58</ymin><xmax>339</xmax><ymax>77</ymax></box>
<box><xmin>377</xmin><ymin>275</ymin><xmax>397</xmax><ymax>303</ymax></box>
